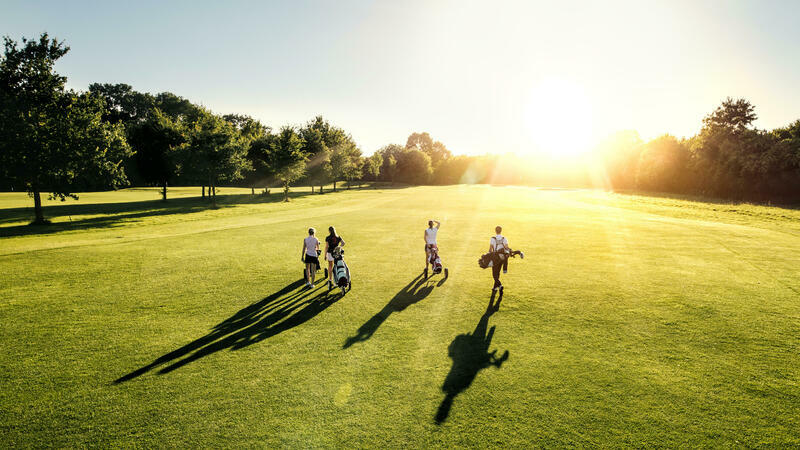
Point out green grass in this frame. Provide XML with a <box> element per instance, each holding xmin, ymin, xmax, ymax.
<box><xmin>1</xmin><ymin>185</ymin><xmax>799</xmax><ymax>447</ymax></box>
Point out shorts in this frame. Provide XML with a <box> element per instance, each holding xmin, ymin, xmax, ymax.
<box><xmin>304</xmin><ymin>255</ymin><xmax>319</xmax><ymax>265</ymax></box>
<box><xmin>326</xmin><ymin>252</ymin><xmax>334</xmax><ymax>262</ymax></box>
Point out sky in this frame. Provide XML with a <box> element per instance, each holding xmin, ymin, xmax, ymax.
<box><xmin>2</xmin><ymin>0</ymin><xmax>799</xmax><ymax>156</ymax></box>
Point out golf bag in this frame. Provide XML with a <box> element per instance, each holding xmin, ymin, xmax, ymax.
<box><xmin>428</xmin><ymin>245</ymin><xmax>443</xmax><ymax>274</ymax></box>
<box><xmin>330</xmin><ymin>247</ymin><xmax>351</xmax><ymax>294</ymax></box>
<box><xmin>478</xmin><ymin>252</ymin><xmax>494</xmax><ymax>269</ymax></box>
<box><xmin>425</xmin><ymin>244</ymin><xmax>448</xmax><ymax>278</ymax></box>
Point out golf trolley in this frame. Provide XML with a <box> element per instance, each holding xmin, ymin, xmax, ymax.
<box><xmin>424</xmin><ymin>244</ymin><xmax>449</xmax><ymax>279</ymax></box>
<box><xmin>328</xmin><ymin>247</ymin><xmax>351</xmax><ymax>295</ymax></box>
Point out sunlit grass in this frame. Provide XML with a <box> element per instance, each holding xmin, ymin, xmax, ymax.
<box><xmin>1</xmin><ymin>186</ymin><xmax>798</xmax><ymax>446</ymax></box>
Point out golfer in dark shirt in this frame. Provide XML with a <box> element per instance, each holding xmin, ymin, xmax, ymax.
<box><xmin>324</xmin><ymin>226</ymin><xmax>346</xmax><ymax>288</ymax></box>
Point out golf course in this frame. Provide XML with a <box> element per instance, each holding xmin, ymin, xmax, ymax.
<box><xmin>1</xmin><ymin>185</ymin><xmax>798</xmax><ymax>447</ymax></box>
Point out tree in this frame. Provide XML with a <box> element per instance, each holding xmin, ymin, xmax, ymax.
<box><xmin>363</xmin><ymin>152</ymin><xmax>383</xmax><ymax>181</ymax></box>
<box><xmin>224</xmin><ymin>114</ymin><xmax>270</xmax><ymax>194</ymax></box>
<box><xmin>0</xmin><ymin>34</ymin><xmax>131</xmax><ymax>223</ymax></box>
<box><xmin>185</xmin><ymin>109</ymin><xmax>250</xmax><ymax>207</ymax></box>
<box><xmin>636</xmin><ymin>135</ymin><xmax>691</xmax><ymax>193</ymax></box>
<box><xmin>406</xmin><ymin>132</ymin><xmax>451</xmax><ymax>168</ymax></box>
<box><xmin>88</xmin><ymin>82</ymin><xmax>154</xmax><ymax>125</ymax></box>
<box><xmin>376</xmin><ymin>144</ymin><xmax>404</xmax><ymax>183</ymax></box>
<box><xmin>325</xmin><ymin>142</ymin><xmax>362</xmax><ymax>191</ymax></box>
<box><xmin>703</xmin><ymin>97</ymin><xmax>757</xmax><ymax>135</ymax></box>
<box><xmin>242</xmin><ymin>133</ymin><xmax>274</xmax><ymax>194</ymax></box>
<box><xmin>396</xmin><ymin>149</ymin><xmax>433</xmax><ymax>184</ymax></box>
<box><xmin>691</xmin><ymin>98</ymin><xmax>759</xmax><ymax>197</ymax></box>
<box><xmin>270</xmin><ymin>126</ymin><xmax>307</xmax><ymax>201</ymax></box>
<box><xmin>300</xmin><ymin>116</ymin><xmax>352</xmax><ymax>193</ymax></box>
<box><xmin>128</xmin><ymin>108</ymin><xmax>186</xmax><ymax>200</ymax></box>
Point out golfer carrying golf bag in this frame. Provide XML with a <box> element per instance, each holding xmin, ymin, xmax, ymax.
<box><xmin>488</xmin><ymin>226</ymin><xmax>523</xmax><ymax>291</ymax></box>
<box><xmin>424</xmin><ymin>219</ymin><xmax>441</xmax><ymax>276</ymax></box>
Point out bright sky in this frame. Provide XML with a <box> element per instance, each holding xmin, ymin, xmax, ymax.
<box><xmin>3</xmin><ymin>0</ymin><xmax>799</xmax><ymax>156</ymax></box>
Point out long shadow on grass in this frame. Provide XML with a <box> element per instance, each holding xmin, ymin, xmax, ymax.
<box><xmin>342</xmin><ymin>272</ymin><xmax>434</xmax><ymax>349</ymax></box>
<box><xmin>115</xmin><ymin>279</ymin><xmax>336</xmax><ymax>383</ymax></box>
<box><xmin>435</xmin><ymin>290</ymin><xmax>509</xmax><ymax>424</ymax></box>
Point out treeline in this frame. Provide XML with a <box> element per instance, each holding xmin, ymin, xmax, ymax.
<box><xmin>593</xmin><ymin>98</ymin><xmax>800</xmax><ymax>202</ymax></box>
<box><xmin>0</xmin><ymin>34</ymin><xmax>378</xmax><ymax>223</ymax></box>
<box><xmin>366</xmin><ymin>99</ymin><xmax>800</xmax><ymax>202</ymax></box>
<box><xmin>3</xmin><ymin>34</ymin><xmax>799</xmax><ymax>225</ymax></box>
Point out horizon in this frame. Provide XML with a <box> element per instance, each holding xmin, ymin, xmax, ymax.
<box><xmin>2</xmin><ymin>0</ymin><xmax>800</xmax><ymax>157</ymax></box>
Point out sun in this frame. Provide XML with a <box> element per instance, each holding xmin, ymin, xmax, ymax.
<box><xmin>523</xmin><ymin>79</ymin><xmax>595</xmax><ymax>159</ymax></box>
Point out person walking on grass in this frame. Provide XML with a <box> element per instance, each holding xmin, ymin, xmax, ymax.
<box><xmin>302</xmin><ymin>227</ymin><xmax>321</xmax><ymax>288</ymax></box>
<box><xmin>489</xmin><ymin>226</ymin><xmax>524</xmax><ymax>291</ymax></box>
<box><xmin>424</xmin><ymin>219</ymin><xmax>441</xmax><ymax>275</ymax></box>
<box><xmin>324</xmin><ymin>226</ymin><xmax>346</xmax><ymax>289</ymax></box>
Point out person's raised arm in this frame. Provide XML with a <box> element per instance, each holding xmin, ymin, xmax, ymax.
<box><xmin>435</xmin><ymin>220</ymin><xmax>441</xmax><ymax>229</ymax></box>
<box><xmin>339</xmin><ymin>237</ymin><xmax>346</xmax><ymax>247</ymax></box>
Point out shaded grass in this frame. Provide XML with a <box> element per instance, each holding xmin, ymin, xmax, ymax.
<box><xmin>1</xmin><ymin>185</ymin><xmax>799</xmax><ymax>447</ymax></box>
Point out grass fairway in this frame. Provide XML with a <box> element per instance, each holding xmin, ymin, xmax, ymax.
<box><xmin>1</xmin><ymin>185</ymin><xmax>799</xmax><ymax>447</ymax></box>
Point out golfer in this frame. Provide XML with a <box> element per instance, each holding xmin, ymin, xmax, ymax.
<box><xmin>424</xmin><ymin>219</ymin><xmax>441</xmax><ymax>273</ymax></box>
<box><xmin>489</xmin><ymin>226</ymin><xmax>523</xmax><ymax>291</ymax></box>
<box><xmin>301</xmin><ymin>227</ymin><xmax>320</xmax><ymax>288</ymax></box>
<box><xmin>324</xmin><ymin>226</ymin><xmax>346</xmax><ymax>289</ymax></box>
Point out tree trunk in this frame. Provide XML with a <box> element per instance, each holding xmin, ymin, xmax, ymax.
<box><xmin>251</xmin><ymin>186</ymin><xmax>255</xmax><ymax>195</ymax></box>
<box><xmin>284</xmin><ymin>182</ymin><xmax>290</xmax><ymax>202</ymax></box>
<box><xmin>312</xmin><ymin>186</ymin><xmax>315</xmax><ymax>193</ymax></box>
<box><xmin>32</xmin><ymin>190</ymin><xmax>45</xmax><ymax>224</ymax></box>
<box><xmin>202</xmin><ymin>185</ymin><xmax>205</xmax><ymax>199</ymax></box>
<box><xmin>162</xmin><ymin>181</ymin><xmax>168</xmax><ymax>201</ymax></box>
<box><xmin>319</xmin><ymin>185</ymin><xmax>323</xmax><ymax>194</ymax></box>
<box><xmin>333</xmin><ymin>180</ymin><xmax>337</xmax><ymax>191</ymax></box>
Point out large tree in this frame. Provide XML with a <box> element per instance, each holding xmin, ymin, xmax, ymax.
<box><xmin>88</xmin><ymin>82</ymin><xmax>154</xmax><ymax>125</ymax></box>
<box><xmin>363</xmin><ymin>152</ymin><xmax>383</xmax><ymax>181</ymax></box>
<box><xmin>185</xmin><ymin>109</ymin><xmax>250</xmax><ymax>207</ymax></box>
<box><xmin>224</xmin><ymin>114</ymin><xmax>271</xmax><ymax>194</ymax></box>
<box><xmin>128</xmin><ymin>108</ymin><xmax>186</xmax><ymax>200</ymax></box>
<box><xmin>0</xmin><ymin>34</ymin><xmax>131</xmax><ymax>223</ymax></box>
<box><xmin>270</xmin><ymin>126</ymin><xmax>307</xmax><ymax>201</ymax></box>
<box><xmin>406</xmin><ymin>132</ymin><xmax>451</xmax><ymax>168</ymax></box>
<box><xmin>300</xmin><ymin>116</ymin><xmax>351</xmax><ymax>193</ymax></box>
<box><xmin>325</xmin><ymin>142</ymin><xmax>362</xmax><ymax>191</ymax></box>
<box><xmin>635</xmin><ymin>135</ymin><xmax>691</xmax><ymax>193</ymax></box>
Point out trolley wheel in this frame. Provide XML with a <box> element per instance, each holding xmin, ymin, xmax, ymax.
<box><xmin>444</xmin><ymin>268</ymin><xmax>449</xmax><ymax>279</ymax></box>
<box><xmin>348</xmin><ymin>281</ymin><xmax>352</xmax><ymax>292</ymax></box>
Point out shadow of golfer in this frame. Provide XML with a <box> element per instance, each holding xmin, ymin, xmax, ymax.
<box><xmin>115</xmin><ymin>279</ymin><xmax>335</xmax><ymax>383</ymax></box>
<box><xmin>434</xmin><ymin>290</ymin><xmax>509</xmax><ymax>424</ymax></box>
<box><xmin>342</xmin><ymin>272</ymin><xmax>434</xmax><ymax>349</ymax></box>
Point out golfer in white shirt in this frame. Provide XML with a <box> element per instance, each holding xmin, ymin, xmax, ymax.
<box><xmin>424</xmin><ymin>219</ymin><xmax>441</xmax><ymax>272</ymax></box>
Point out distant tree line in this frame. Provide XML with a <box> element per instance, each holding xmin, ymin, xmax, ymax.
<box><xmin>0</xmin><ymin>34</ymin><xmax>371</xmax><ymax>222</ymax></box>
<box><xmin>2</xmin><ymin>34</ymin><xmax>798</xmax><ymax>224</ymax></box>
<box><xmin>366</xmin><ymin>100</ymin><xmax>800</xmax><ymax>203</ymax></box>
